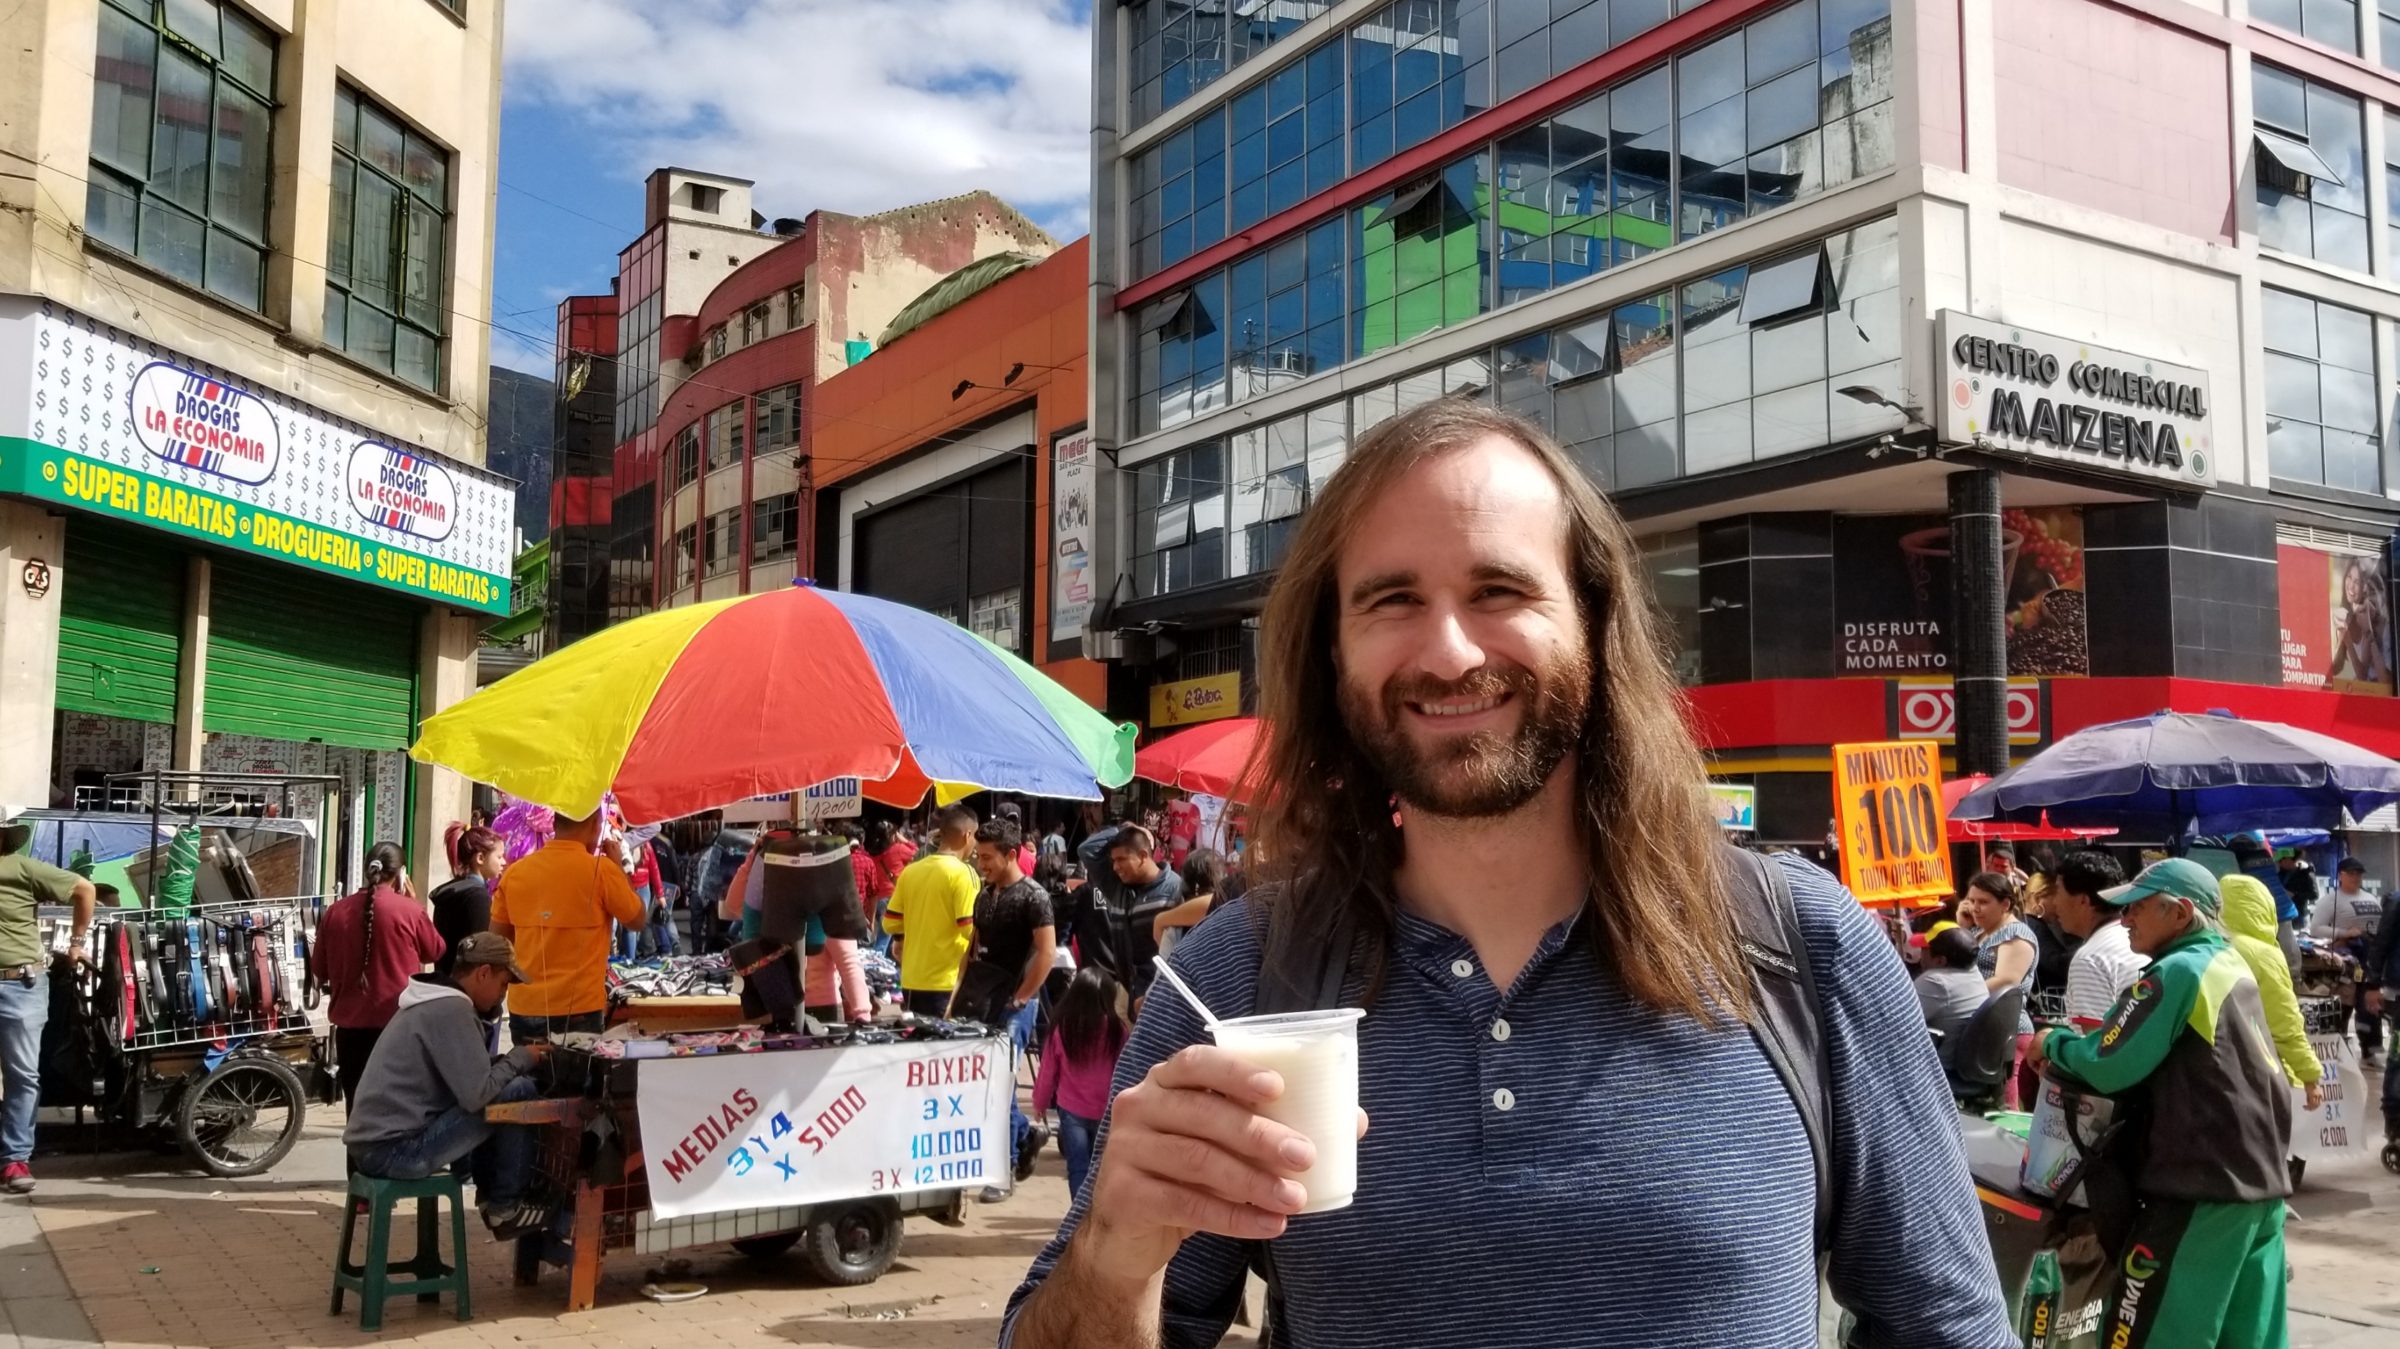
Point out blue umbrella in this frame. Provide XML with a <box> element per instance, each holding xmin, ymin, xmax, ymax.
<box><xmin>1950</xmin><ymin>709</ymin><xmax>2400</xmax><ymax>836</ymax></box>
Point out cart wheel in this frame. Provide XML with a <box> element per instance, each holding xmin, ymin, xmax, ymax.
<box><xmin>2383</xmin><ymin>1141</ymin><xmax>2400</xmax><ymax>1176</ymax></box>
<box><xmin>730</xmin><ymin>1232</ymin><xmax>801</xmax><ymax>1260</ymax></box>
<box><xmin>801</xmin><ymin>1198</ymin><xmax>902</xmax><ymax>1286</ymax></box>
<box><xmin>174</xmin><ymin>1054</ymin><xmax>305</xmax><ymax>1178</ymax></box>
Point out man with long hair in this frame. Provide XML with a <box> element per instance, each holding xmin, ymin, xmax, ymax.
<box><xmin>1003</xmin><ymin>401</ymin><xmax>2012</xmax><ymax>1347</ymax></box>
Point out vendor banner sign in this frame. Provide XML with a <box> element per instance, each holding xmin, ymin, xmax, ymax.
<box><xmin>1832</xmin><ymin>739</ymin><xmax>1953</xmax><ymax>906</ymax></box>
<box><xmin>2294</xmin><ymin>1034</ymin><xmax>2374</xmax><ymax>1162</ymax></box>
<box><xmin>637</xmin><ymin>1038</ymin><xmax>1010</xmax><ymax>1220</ymax></box>
<box><xmin>0</xmin><ymin>299</ymin><xmax>512</xmax><ymax>613</ymax></box>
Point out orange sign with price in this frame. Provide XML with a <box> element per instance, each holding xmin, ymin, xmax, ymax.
<box><xmin>1833</xmin><ymin>740</ymin><xmax>1954</xmax><ymax>907</ymax></box>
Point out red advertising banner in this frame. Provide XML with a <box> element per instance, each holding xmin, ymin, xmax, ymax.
<box><xmin>2278</xmin><ymin>543</ymin><xmax>2394</xmax><ymax>697</ymax></box>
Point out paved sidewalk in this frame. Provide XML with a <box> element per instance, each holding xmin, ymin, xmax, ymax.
<box><xmin>7</xmin><ymin>1108</ymin><xmax>2400</xmax><ymax>1347</ymax></box>
<box><xmin>0</xmin><ymin>1111</ymin><xmax>1121</xmax><ymax>1349</ymax></box>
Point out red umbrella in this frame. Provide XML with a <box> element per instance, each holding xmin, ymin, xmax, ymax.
<box><xmin>1943</xmin><ymin>775</ymin><xmax>2116</xmax><ymax>843</ymax></box>
<box><xmin>1134</xmin><ymin>717</ymin><xmax>1261</xmax><ymax>799</ymax></box>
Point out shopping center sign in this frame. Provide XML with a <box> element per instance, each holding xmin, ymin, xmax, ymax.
<box><xmin>1936</xmin><ymin>311</ymin><xmax>2215</xmax><ymax>489</ymax></box>
<box><xmin>0</xmin><ymin>299</ymin><xmax>513</xmax><ymax>614</ymax></box>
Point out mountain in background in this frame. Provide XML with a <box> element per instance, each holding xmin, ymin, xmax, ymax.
<box><xmin>486</xmin><ymin>366</ymin><xmax>555</xmax><ymax>545</ymax></box>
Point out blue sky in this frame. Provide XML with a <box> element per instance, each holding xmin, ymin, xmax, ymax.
<box><xmin>491</xmin><ymin>0</ymin><xmax>1096</xmax><ymax>376</ymax></box>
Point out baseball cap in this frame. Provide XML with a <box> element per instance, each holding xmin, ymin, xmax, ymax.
<box><xmin>2340</xmin><ymin>857</ymin><xmax>2367</xmax><ymax>875</ymax></box>
<box><xmin>450</xmin><ymin>932</ymin><xmax>530</xmax><ymax>983</ymax></box>
<box><xmin>2100</xmin><ymin>858</ymin><xmax>2221</xmax><ymax>916</ymax></box>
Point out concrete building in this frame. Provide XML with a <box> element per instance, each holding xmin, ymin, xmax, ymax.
<box><xmin>812</xmin><ymin>239</ymin><xmax>1107</xmax><ymax>711</ymax></box>
<box><xmin>0</xmin><ymin>0</ymin><xmax>509</xmax><ymax>884</ymax></box>
<box><xmin>558</xmin><ymin>169</ymin><xmax>1056</xmax><ymax>620</ymax></box>
<box><xmin>1085</xmin><ymin>0</ymin><xmax>2400</xmax><ymax>869</ymax></box>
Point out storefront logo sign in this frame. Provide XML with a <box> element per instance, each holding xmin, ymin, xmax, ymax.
<box><xmin>1936</xmin><ymin>312</ymin><xmax>2213</xmax><ymax>487</ymax></box>
<box><xmin>1896</xmin><ymin>678</ymin><xmax>2042</xmax><ymax>744</ymax></box>
<box><xmin>19</xmin><ymin>559</ymin><xmax>49</xmax><ymax>599</ymax></box>
<box><xmin>128</xmin><ymin>361</ymin><xmax>282</xmax><ymax>486</ymax></box>
<box><xmin>346</xmin><ymin>441</ymin><xmax>457</xmax><ymax>542</ymax></box>
<box><xmin>1149</xmin><ymin>671</ymin><xmax>1242</xmax><ymax>728</ymax></box>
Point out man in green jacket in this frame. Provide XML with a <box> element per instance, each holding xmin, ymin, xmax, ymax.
<box><xmin>2028</xmin><ymin>858</ymin><xmax>2293</xmax><ymax>1349</ymax></box>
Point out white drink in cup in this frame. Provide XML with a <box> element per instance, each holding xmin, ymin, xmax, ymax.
<box><xmin>1208</xmin><ymin>1007</ymin><xmax>1365</xmax><ymax>1215</ymax></box>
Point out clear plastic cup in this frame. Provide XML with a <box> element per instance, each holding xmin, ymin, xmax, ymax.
<box><xmin>1209</xmin><ymin>1007</ymin><xmax>1365</xmax><ymax>1215</ymax></box>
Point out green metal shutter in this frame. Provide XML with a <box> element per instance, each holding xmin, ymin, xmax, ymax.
<box><xmin>57</xmin><ymin>520</ymin><xmax>186</xmax><ymax>724</ymax></box>
<box><xmin>203</xmin><ymin>560</ymin><xmax>420</xmax><ymax>750</ymax></box>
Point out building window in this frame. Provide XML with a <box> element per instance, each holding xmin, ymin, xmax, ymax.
<box><xmin>1129</xmin><ymin>0</ymin><xmax>1894</xmax><ymax>436</ymax></box>
<box><xmin>689</xmin><ymin>183</ymin><xmax>723</xmax><ymax>213</ymax></box>
<box><xmin>608</xmin><ymin>482</ymin><xmax>656</xmax><ymax>624</ymax></box>
<box><xmin>785</xmin><ymin>284</ymin><xmax>807</xmax><ymax>329</ymax></box>
<box><xmin>2384</xmin><ymin>0</ymin><xmax>2400</xmax><ymax>71</ymax></box>
<box><xmin>1130</xmin><ymin>0</ymin><xmax>1334</xmax><ymax>126</ymax></box>
<box><xmin>614</xmin><ymin>236</ymin><xmax>663</xmax><ymax>441</ymax></box>
<box><xmin>705</xmin><ymin>402</ymin><xmax>745</xmax><ymax>471</ymax></box>
<box><xmin>752</xmin><ymin>492</ymin><xmax>799</xmax><ymax>562</ymax></box>
<box><xmin>754</xmin><ymin>383</ymin><xmax>801</xmax><ymax>450</ymax></box>
<box><xmin>672</xmin><ymin>425</ymin><xmax>700</xmax><ymax>488</ymax></box>
<box><xmin>1126</xmin><ymin>215</ymin><xmax>1902</xmax><ymax>557</ymax></box>
<box><xmin>2255</xmin><ymin>65</ymin><xmax>2368</xmax><ymax>273</ymax></box>
<box><xmin>1131</xmin><ymin>441</ymin><xmax>1228</xmax><ymax>597</ymax></box>
<box><xmin>708</xmin><ymin>325</ymin><xmax>727</xmax><ymax>361</ymax></box>
<box><xmin>968</xmin><ymin>588</ymin><xmax>1023</xmax><ymax>652</ymax></box>
<box><xmin>86</xmin><ymin>0</ymin><xmax>276</xmax><ymax>311</ymax></box>
<box><xmin>325</xmin><ymin>84</ymin><xmax>450</xmax><ymax>392</ymax></box>
<box><xmin>742</xmin><ymin>302</ymin><xmax>771</xmax><ymax>347</ymax></box>
<box><xmin>1350</xmin><ymin>0</ymin><xmax>1476</xmax><ymax>172</ymax></box>
<box><xmin>2254</xmin><ymin>0</ymin><xmax>2361</xmax><ymax>53</ymax></box>
<box><xmin>2385</xmin><ymin>111</ymin><xmax>2400</xmax><ymax>266</ymax></box>
<box><xmin>670</xmin><ymin>523</ymin><xmax>698</xmax><ymax>590</ymax></box>
<box><xmin>2263</xmin><ymin>287</ymin><xmax>2381</xmax><ymax>492</ymax></box>
<box><xmin>703</xmin><ymin>507</ymin><xmax>741</xmax><ymax>578</ymax></box>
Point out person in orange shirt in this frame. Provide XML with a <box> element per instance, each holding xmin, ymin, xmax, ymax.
<box><xmin>490</xmin><ymin>806</ymin><xmax>647</xmax><ymax>1043</ymax></box>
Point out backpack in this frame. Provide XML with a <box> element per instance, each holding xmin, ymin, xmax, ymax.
<box><xmin>1248</xmin><ymin>843</ymin><xmax>1833</xmax><ymax>1337</ymax></box>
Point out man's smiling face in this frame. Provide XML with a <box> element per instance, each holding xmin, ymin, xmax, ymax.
<box><xmin>1333</xmin><ymin>434</ymin><xmax>1593</xmax><ymax>820</ymax></box>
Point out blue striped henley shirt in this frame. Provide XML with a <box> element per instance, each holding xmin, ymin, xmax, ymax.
<box><xmin>1000</xmin><ymin>853</ymin><xmax>2018</xmax><ymax>1348</ymax></box>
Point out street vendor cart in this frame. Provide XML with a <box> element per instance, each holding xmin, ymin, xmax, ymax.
<box><xmin>491</xmin><ymin>1023</ymin><xmax>1011</xmax><ymax>1309</ymax></box>
<box><xmin>32</xmin><ymin>771</ymin><xmax>345</xmax><ymax>1176</ymax></box>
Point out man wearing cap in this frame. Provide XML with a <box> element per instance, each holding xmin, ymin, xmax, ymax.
<box><xmin>343</xmin><ymin>932</ymin><xmax>554</xmax><ymax>1237</ymax></box>
<box><xmin>0</xmin><ymin>816</ymin><xmax>96</xmax><ymax>1195</ymax></box>
<box><xmin>2027</xmin><ymin>859</ymin><xmax>2294</xmax><ymax>1349</ymax></box>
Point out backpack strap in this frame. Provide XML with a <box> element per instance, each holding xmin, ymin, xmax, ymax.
<box><xmin>1720</xmin><ymin>843</ymin><xmax>1837</xmax><ymax>1255</ymax></box>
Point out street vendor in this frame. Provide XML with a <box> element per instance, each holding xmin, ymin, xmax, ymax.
<box><xmin>2027</xmin><ymin>859</ymin><xmax>2294</xmax><ymax>1349</ymax></box>
<box><xmin>0</xmin><ymin>816</ymin><xmax>95</xmax><ymax>1196</ymax></box>
<box><xmin>2309</xmin><ymin>858</ymin><xmax>2382</xmax><ymax>1055</ymax></box>
<box><xmin>344</xmin><ymin>933</ymin><xmax>554</xmax><ymax>1238</ymax></box>
<box><xmin>491</xmin><ymin>807</ymin><xmax>648</xmax><ymax>1043</ymax></box>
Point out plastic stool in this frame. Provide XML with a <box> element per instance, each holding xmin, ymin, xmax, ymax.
<box><xmin>329</xmin><ymin>1172</ymin><xmax>472</xmax><ymax>1329</ymax></box>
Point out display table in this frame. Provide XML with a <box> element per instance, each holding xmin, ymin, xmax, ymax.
<box><xmin>486</xmin><ymin>1028</ymin><xmax>1009</xmax><ymax>1310</ymax></box>
<box><xmin>606</xmin><ymin>996</ymin><xmax>746</xmax><ymax>1033</ymax></box>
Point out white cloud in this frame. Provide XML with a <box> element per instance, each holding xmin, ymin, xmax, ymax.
<box><xmin>503</xmin><ymin>0</ymin><xmax>1093</xmax><ymax>236</ymax></box>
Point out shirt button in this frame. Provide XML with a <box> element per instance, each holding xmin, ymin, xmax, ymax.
<box><xmin>1491</xmin><ymin>1019</ymin><xmax>1512</xmax><ymax>1043</ymax></box>
<box><xmin>1450</xmin><ymin>958</ymin><xmax>1474</xmax><ymax>978</ymax></box>
<box><xmin>1492</xmin><ymin>1088</ymin><xmax>1516</xmax><ymax>1112</ymax></box>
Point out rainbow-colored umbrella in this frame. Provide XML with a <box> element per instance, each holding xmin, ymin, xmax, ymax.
<box><xmin>411</xmin><ymin>584</ymin><xmax>1136</xmax><ymax>823</ymax></box>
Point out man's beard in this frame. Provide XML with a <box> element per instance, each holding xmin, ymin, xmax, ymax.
<box><xmin>1338</xmin><ymin>650</ymin><xmax>1593</xmax><ymax>819</ymax></box>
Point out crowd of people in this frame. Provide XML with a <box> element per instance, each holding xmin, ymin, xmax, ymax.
<box><xmin>290</xmin><ymin>781</ymin><xmax>1250</xmax><ymax>1238</ymax></box>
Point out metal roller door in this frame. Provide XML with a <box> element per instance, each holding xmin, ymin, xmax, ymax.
<box><xmin>57</xmin><ymin>520</ymin><xmax>185</xmax><ymax>724</ymax></box>
<box><xmin>203</xmin><ymin>560</ymin><xmax>419</xmax><ymax>750</ymax></box>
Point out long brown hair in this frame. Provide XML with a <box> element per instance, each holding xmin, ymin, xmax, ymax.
<box><xmin>1242</xmin><ymin>398</ymin><xmax>1745</xmax><ymax>1025</ymax></box>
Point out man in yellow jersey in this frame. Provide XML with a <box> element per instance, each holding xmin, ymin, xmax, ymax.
<box><xmin>882</xmin><ymin>805</ymin><xmax>981</xmax><ymax>1018</ymax></box>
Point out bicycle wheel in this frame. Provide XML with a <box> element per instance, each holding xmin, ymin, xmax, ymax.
<box><xmin>174</xmin><ymin>1054</ymin><xmax>306</xmax><ymax>1178</ymax></box>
